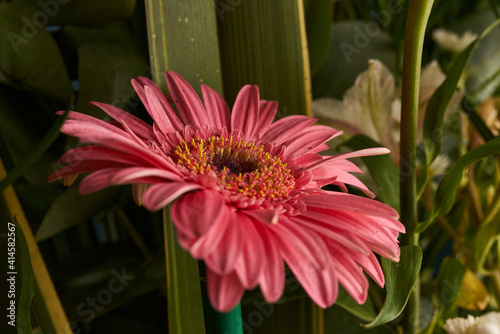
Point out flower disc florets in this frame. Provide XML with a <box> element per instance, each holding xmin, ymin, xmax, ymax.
<box><xmin>170</xmin><ymin>134</ymin><xmax>295</xmax><ymax>201</ymax></box>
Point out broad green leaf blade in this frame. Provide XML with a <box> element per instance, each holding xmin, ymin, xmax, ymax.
<box><xmin>144</xmin><ymin>0</ymin><xmax>223</xmax><ymax>93</ymax></box>
<box><xmin>14</xmin><ymin>0</ymin><xmax>136</xmax><ymax>27</ymax></box>
<box><xmin>76</xmin><ymin>42</ymin><xmax>149</xmax><ymax>118</ymax></box>
<box><xmin>306</xmin><ymin>0</ymin><xmax>335</xmax><ymax>76</ymax></box>
<box><xmin>0</xmin><ymin>111</ymin><xmax>69</xmax><ymax>193</ymax></box>
<box><xmin>416</xmin><ymin>137</ymin><xmax>500</xmax><ymax>233</ymax></box>
<box><xmin>218</xmin><ymin>0</ymin><xmax>312</xmax><ymax>116</ymax></box>
<box><xmin>342</xmin><ymin>135</ymin><xmax>400</xmax><ymax>212</ymax></box>
<box><xmin>0</xmin><ymin>3</ymin><xmax>73</xmax><ymax>101</ymax></box>
<box><xmin>0</xmin><ymin>159</ymin><xmax>71</xmax><ymax>334</ymax></box>
<box><xmin>363</xmin><ymin>245</ymin><xmax>422</xmax><ymax>329</ymax></box>
<box><xmin>15</xmin><ymin>220</ymin><xmax>35</xmax><ymax>334</ymax></box>
<box><xmin>423</xmin><ymin>18</ymin><xmax>500</xmax><ymax>164</ymax></box>
<box><xmin>36</xmin><ymin>185</ymin><xmax>123</xmax><ymax>242</ymax></box>
<box><xmin>336</xmin><ymin>286</ymin><xmax>377</xmax><ymax>322</ymax></box>
<box><xmin>163</xmin><ymin>207</ymin><xmax>206</xmax><ymax>334</ymax></box>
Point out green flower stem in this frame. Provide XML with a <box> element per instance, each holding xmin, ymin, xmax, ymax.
<box><xmin>400</xmin><ymin>0</ymin><xmax>434</xmax><ymax>333</ymax></box>
<box><xmin>199</xmin><ymin>262</ymin><xmax>243</xmax><ymax>334</ymax></box>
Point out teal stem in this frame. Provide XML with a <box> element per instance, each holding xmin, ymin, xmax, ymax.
<box><xmin>199</xmin><ymin>262</ymin><xmax>243</xmax><ymax>334</ymax></box>
<box><xmin>400</xmin><ymin>0</ymin><xmax>434</xmax><ymax>333</ymax></box>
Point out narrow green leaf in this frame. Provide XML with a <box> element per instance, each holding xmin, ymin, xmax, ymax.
<box><xmin>342</xmin><ymin>135</ymin><xmax>400</xmax><ymax>212</ymax></box>
<box><xmin>423</xmin><ymin>18</ymin><xmax>500</xmax><ymax>164</ymax></box>
<box><xmin>163</xmin><ymin>207</ymin><xmax>206</xmax><ymax>334</ymax></box>
<box><xmin>435</xmin><ymin>257</ymin><xmax>466</xmax><ymax>315</ymax></box>
<box><xmin>416</xmin><ymin>137</ymin><xmax>500</xmax><ymax>233</ymax></box>
<box><xmin>473</xmin><ymin>212</ymin><xmax>500</xmax><ymax>274</ymax></box>
<box><xmin>421</xmin><ymin>257</ymin><xmax>466</xmax><ymax>334</ymax></box>
<box><xmin>15</xmin><ymin>220</ymin><xmax>36</xmax><ymax>334</ymax></box>
<box><xmin>0</xmin><ymin>3</ymin><xmax>73</xmax><ymax>101</ymax></box>
<box><xmin>218</xmin><ymin>0</ymin><xmax>312</xmax><ymax>116</ymax></box>
<box><xmin>144</xmin><ymin>0</ymin><xmax>223</xmax><ymax>93</ymax></box>
<box><xmin>306</xmin><ymin>0</ymin><xmax>335</xmax><ymax>76</ymax></box>
<box><xmin>336</xmin><ymin>287</ymin><xmax>377</xmax><ymax>322</ymax></box>
<box><xmin>0</xmin><ymin>111</ymin><xmax>69</xmax><ymax>193</ymax></box>
<box><xmin>36</xmin><ymin>185</ymin><xmax>122</xmax><ymax>242</ymax></box>
<box><xmin>363</xmin><ymin>245</ymin><xmax>422</xmax><ymax>329</ymax></box>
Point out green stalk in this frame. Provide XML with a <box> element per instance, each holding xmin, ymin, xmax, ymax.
<box><xmin>399</xmin><ymin>0</ymin><xmax>434</xmax><ymax>333</ymax></box>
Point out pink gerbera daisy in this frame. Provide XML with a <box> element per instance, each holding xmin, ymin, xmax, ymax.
<box><xmin>49</xmin><ymin>72</ymin><xmax>404</xmax><ymax>312</ymax></box>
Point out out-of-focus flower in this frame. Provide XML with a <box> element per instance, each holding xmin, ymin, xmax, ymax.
<box><xmin>313</xmin><ymin>59</ymin><xmax>463</xmax><ymax>163</ymax></box>
<box><xmin>432</xmin><ymin>28</ymin><xmax>478</xmax><ymax>53</ymax></box>
<box><xmin>444</xmin><ymin>312</ymin><xmax>500</xmax><ymax>333</ymax></box>
<box><xmin>49</xmin><ymin>72</ymin><xmax>404</xmax><ymax>312</ymax></box>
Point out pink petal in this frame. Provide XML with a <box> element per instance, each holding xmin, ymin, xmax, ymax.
<box><xmin>206</xmin><ymin>269</ymin><xmax>245</xmax><ymax>313</ymax></box>
<box><xmin>79</xmin><ymin>168</ymin><xmax>124</xmax><ymax>194</ymax></box>
<box><xmin>277</xmin><ymin>236</ymin><xmax>338</xmax><ymax>308</ymax></box>
<box><xmin>204</xmin><ymin>210</ymin><xmax>244</xmax><ymax>275</ymax></box>
<box><xmin>256</xmin><ymin>224</ymin><xmax>285</xmax><ymax>303</ymax></box>
<box><xmin>201</xmin><ymin>84</ymin><xmax>231</xmax><ymax>129</ymax></box>
<box><xmin>142</xmin><ymin>183</ymin><xmax>202</xmax><ymax>211</ymax></box>
<box><xmin>260</xmin><ymin>115</ymin><xmax>316</xmax><ymax>144</ymax></box>
<box><xmin>330</xmin><ymin>251</ymin><xmax>368</xmax><ymax>304</ymax></box>
<box><xmin>254</xmin><ymin>100</ymin><xmax>278</xmax><ymax>139</ymax></box>
<box><xmin>270</xmin><ymin>217</ymin><xmax>330</xmax><ymax>270</ymax></box>
<box><xmin>109</xmin><ymin>167</ymin><xmax>182</xmax><ymax>184</ymax></box>
<box><xmin>170</xmin><ymin>190</ymin><xmax>225</xmax><ymax>237</ymax></box>
<box><xmin>230</xmin><ymin>85</ymin><xmax>260</xmax><ymax>140</ymax></box>
<box><xmin>144</xmin><ymin>86</ymin><xmax>177</xmax><ymax>134</ymax></box>
<box><xmin>131</xmin><ymin>77</ymin><xmax>184</xmax><ymax>132</ymax></box>
<box><xmin>282</xmin><ymin>125</ymin><xmax>339</xmax><ymax>158</ymax></box>
<box><xmin>165</xmin><ymin>71</ymin><xmax>209</xmax><ymax>128</ymax></box>
<box><xmin>303</xmin><ymin>148</ymin><xmax>391</xmax><ymax>172</ymax></box>
<box><xmin>90</xmin><ymin>102</ymin><xmax>155</xmax><ymax>141</ymax></box>
<box><xmin>302</xmin><ymin>192</ymin><xmax>399</xmax><ymax>220</ymax></box>
<box><xmin>244</xmin><ymin>209</ymin><xmax>279</xmax><ymax>225</ymax></box>
<box><xmin>234</xmin><ymin>217</ymin><xmax>264</xmax><ymax>288</ymax></box>
<box><xmin>348</xmin><ymin>251</ymin><xmax>385</xmax><ymax>287</ymax></box>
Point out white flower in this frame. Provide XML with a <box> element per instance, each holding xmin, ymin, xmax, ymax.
<box><xmin>432</xmin><ymin>28</ymin><xmax>478</xmax><ymax>53</ymax></box>
<box><xmin>444</xmin><ymin>312</ymin><xmax>500</xmax><ymax>334</ymax></box>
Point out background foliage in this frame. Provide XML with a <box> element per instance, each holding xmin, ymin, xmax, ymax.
<box><xmin>1</xmin><ymin>0</ymin><xmax>500</xmax><ymax>333</ymax></box>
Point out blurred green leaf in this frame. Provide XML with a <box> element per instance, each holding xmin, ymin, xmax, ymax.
<box><xmin>342</xmin><ymin>135</ymin><xmax>400</xmax><ymax>212</ymax></box>
<box><xmin>36</xmin><ymin>184</ymin><xmax>123</xmax><ymax>242</ymax></box>
<box><xmin>466</xmin><ymin>68</ymin><xmax>500</xmax><ymax>107</ymax></box>
<box><xmin>417</xmin><ymin>137</ymin><xmax>500</xmax><ymax>233</ymax></box>
<box><xmin>76</xmin><ymin>42</ymin><xmax>148</xmax><ymax>118</ymax></box>
<box><xmin>306</xmin><ymin>0</ymin><xmax>335</xmax><ymax>76</ymax></box>
<box><xmin>0</xmin><ymin>110</ymin><xmax>68</xmax><ymax>193</ymax></box>
<box><xmin>422</xmin><ymin>18</ymin><xmax>500</xmax><ymax>164</ymax></box>
<box><xmin>0</xmin><ymin>3</ymin><xmax>72</xmax><ymax>101</ymax></box>
<box><xmin>0</xmin><ymin>89</ymin><xmax>61</xmax><ymax>185</ymax></box>
<box><xmin>436</xmin><ymin>257</ymin><xmax>466</xmax><ymax>315</ymax></box>
<box><xmin>14</xmin><ymin>0</ymin><xmax>136</xmax><ymax>27</ymax></box>
<box><xmin>144</xmin><ymin>0</ymin><xmax>223</xmax><ymax>93</ymax></box>
<box><xmin>312</xmin><ymin>21</ymin><xmax>396</xmax><ymax>99</ymax></box>
<box><xmin>16</xmin><ymin>220</ymin><xmax>36</xmax><ymax>334</ymax></box>
<box><xmin>163</xmin><ymin>207</ymin><xmax>206</xmax><ymax>334</ymax></box>
<box><xmin>422</xmin><ymin>257</ymin><xmax>466</xmax><ymax>334</ymax></box>
<box><xmin>324</xmin><ymin>305</ymin><xmax>391</xmax><ymax>334</ymax></box>
<box><xmin>474</xmin><ymin>211</ymin><xmax>500</xmax><ymax>274</ymax></box>
<box><xmin>336</xmin><ymin>286</ymin><xmax>377</xmax><ymax>322</ymax></box>
<box><xmin>363</xmin><ymin>245</ymin><xmax>422</xmax><ymax>329</ymax></box>
<box><xmin>218</xmin><ymin>0</ymin><xmax>312</xmax><ymax>116</ymax></box>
